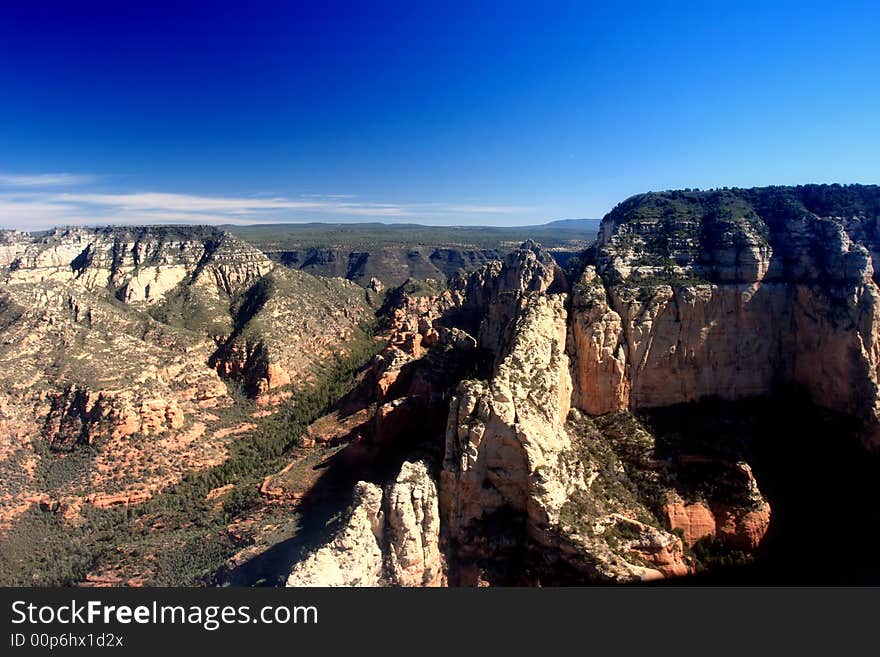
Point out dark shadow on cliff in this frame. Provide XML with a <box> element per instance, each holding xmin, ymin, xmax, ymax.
<box><xmin>637</xmin><ymin>388</ymin><xmax>880</xmax><ymax>585</ymax></box>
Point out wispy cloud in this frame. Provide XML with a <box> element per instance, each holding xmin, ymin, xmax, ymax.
<box><xmin>0</xmin><ymin>178</ymin><xmax>536</xmax><ymax>229</ymax></box>
<box><xmin>55</xmin><ymin>192</ymin><xmax>326</xmax><ymax>214</ymax></box>
<box><xmin>0</xmin><ymin>173</ymin><xmax>99</xmax><ymax>187</ymax></box>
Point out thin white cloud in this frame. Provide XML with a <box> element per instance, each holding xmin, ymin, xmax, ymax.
<box><xmin>0</xmin><ymin>199</ymin><xmax>81</xmax><ymax>222</ymax></box>
<box><xmin>56</xmin><ymin>192</ymin><xmax>326</xmax><ymax>214</ymax></box>
<box><xmin>0</xmin><ymin>182</ymin><xmax>537</xmax><ymax>229</ymax></box>
<box><xmin>0</xmin><ymin>173</ymin><xmax>98</xmax><ymax>187</ymax></box>
<box><xmin>51</xmin><ymin>192</ymin><xmax>532</xmax><ymax>220</ymax></box>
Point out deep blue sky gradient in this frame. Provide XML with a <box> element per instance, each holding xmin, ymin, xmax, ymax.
<box><xmin>0</xmin><ymin>1</ymin><xmax>878</xmax><ymax>227</ymax></box>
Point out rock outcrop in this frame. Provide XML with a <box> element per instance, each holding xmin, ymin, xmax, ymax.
<box><xmin>663</xmin><ymin>461</ymin><xmax>771</xmax><ymax>550</ymax></box>
<box><xmin>569</xmin><ymin>185</ymin><xmax>880</xmax><ymax>448</ymax></box>
<box><xmin>384</xmin><ymin>461</ymin><xmax>446</xmax><ymax>587</ymax></box>
<box><xmin>286</xmin><ymin>460</ymin><xmax>445</xmax><ymax>587</ymax></box>
<box><xmin>286</xmin><ymin>481</ymin><xmax>386</xmax><ymax>587</ymax></box>
<box><xmin>440</xmin><ymin>293</ymin><xmax>584</xmax><ymax>577</ymax></box>
<box><xmin>43</xmin><ymin>384</ymin><xmax>187</xmax><ymax>450</ymax></box>
<box><xmin>439</xmin><ymin>244</ymin><xmax>692</xmax><ymax>584</ymax></box>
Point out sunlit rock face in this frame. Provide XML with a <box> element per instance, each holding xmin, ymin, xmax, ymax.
<box><xmin>286</xmin><ymin>460</ymin><xmax>445</xmax><ymax>587</ymax></box>
<box><xmin>436</xmin><ymin>243</ymin><xmax>694</xmax><ymax>584</ymax></box>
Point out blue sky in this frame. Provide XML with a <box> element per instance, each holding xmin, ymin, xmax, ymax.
<box><xmin>0</xmin><ymin>1</ymin><xmax>878</xmax><ymax>229</ymax></box>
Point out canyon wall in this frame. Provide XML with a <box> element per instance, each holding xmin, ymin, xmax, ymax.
<box><xmin>289</xmin><ymin>243</ymin><xmax>710</xmax><ymax>585</ymax></box>
<box><xmin>569</xmin><ymin>185</ymin><xmax>880</xmax><ymax>447</ymax></box>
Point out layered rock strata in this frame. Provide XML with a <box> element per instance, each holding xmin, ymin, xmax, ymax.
<box><xmin>569</xmin><ymin>185</ymin><xmax>880</xmax><ymax>448</ymax></box>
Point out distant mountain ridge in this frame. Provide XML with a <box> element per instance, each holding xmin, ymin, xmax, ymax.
<box><xmin>224</xmin><ymin>217</ymin><xmax>601</xmax><ymax>247</ymax></box>
<box><xmin>527</xmin><ymin>217</ymin><xmax>602</xmax><ymax>230</ymax></box>
<box><xmin>224</xmin><ymin>217</ymin><xmax>601</xmax><ymax>287</ymax></box>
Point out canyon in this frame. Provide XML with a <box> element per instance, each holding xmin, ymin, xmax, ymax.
<box><xmin>2</xmin><ymin>184</ymin><xmax>879</xmax><ymax>586</ymax></box>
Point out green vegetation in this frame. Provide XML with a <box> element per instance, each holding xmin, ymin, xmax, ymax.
<box><xmin>560</xmin><ymin>411</ymin><xmax>663</xmax><ymax>534</ymax></box>
<box><xmin>147</xmin><ymin>282</ymin><xmax>232</xmax><ymax>335</ymax></box>
<box><xmin>744</xmin><ymin>183</ymin><xmax>880</xmax><ymax>222</ymax></box>
<box><xmin>34</xmin><ymin>442</ymin><xmax>96</xmax><ymax>490</ymax></box>
<box><xmin>572</xmin><ymin>274</ymin><xmax>604</xmax><ymax>297</ymax></box>
<box><xmin>603</xmin><ymin>184</ymin><xmax>880</xmax><ymax>288</ymax></box>
<box><xmin>589</xmin><ymin>412</ymin><xmax>671</xmax><ymax>520</ymax></box>
<box><xmin>691</xmin><ymin>535</ymin><xmax>750</xmax><ymax>571</ymax></box>
<box><xmin>625</xmin><ymin>269</ymin><xmax>710</xmax><ymax>288</ymax></box>
<box><xmin>394</xmin><ymin>277</ymin><xmax>447</xmax><ymax>298</ymax></box>
<box><xmin>608</xmin><ymin>185</ymin><xmax>880</xmax><ymax>229</ymax></box>
<box><xmin>603</xmin><ymin>519</ymin><xmax>643</xmax><ymax>547</ymax></box>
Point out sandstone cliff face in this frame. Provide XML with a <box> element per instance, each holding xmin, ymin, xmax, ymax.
<box><xmin>570</xmin><ymin>186</ymin><xmax>880</xmax><ymax>448</ymax></box>
<box><xmin>4</xmin><ymin>226</ymin><xmax>272</xmax><ymax>302</ymax></box>
<box><xmin>568</xmin><ymin>268</ymin><xmax>630</xmax><ymax>415</ymax></box>
<box><xmin>438</xmin><ymin>245</ymin><xmax>694</xmax><ymax>583</ymax></box>
<box><xmin>440</xmin><ymin>294</ymin><xmax>580</xmax><ymax>571</ymax></box>
<box><xmin>286</xmin><ymin>460</ymin><xmax>444</xmax><ymax>587</ymax></box>
<box><xmin>384</xmin><ymin>461</ymin><xmax>446</xmax><ymax>586</ymax></box>
<box><xmin>665</xmin><ymin>497</ymin><xmax>771</xmax><ymax>551</ymax></box>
